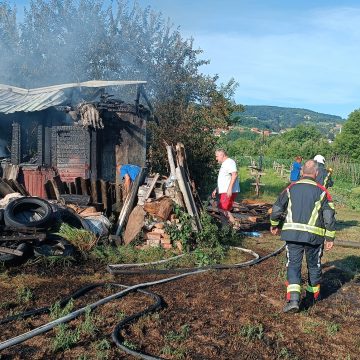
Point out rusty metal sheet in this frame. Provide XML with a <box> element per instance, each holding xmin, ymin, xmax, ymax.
<box><xmin>22</xmin><ymin>168</ymin><xmax>56</xmax><ymax>198</ymax></box>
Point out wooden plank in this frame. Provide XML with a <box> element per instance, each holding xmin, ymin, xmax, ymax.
<box><xmin>166</xmin><ymin>146</ymin><xmax>177</xmax><ymax>179</ymax></box>
<box><xmin>100</xmin><ymin>180</ymin><xmax>109</xmax><ymax>213</ymax></box>
<box><xmin>144</xmin><ymin>173</ymin><xmax>160</xmax><ymax>200</ymax></box>
<box><xmin>91</xmin><ymin>180</ymin><xmax>100</xmax><ymax>203</ymax></box>
<box><xmin>49</xmin><ymin>179</ymin><xmax>61</xmax><ymax>200</ymax></box>
<box><xmin>70</xmin><ymin>182</ymin><xmax>77</xmax><ymax>194</ymax></box>
<box><xmin>3</xmin><ymin>164</ymin><xmax>19</xmax><ymax>181</ymax></box>
<box><xmin>123</xmin><ymin>205</ymin><xmax>145</xmax><ymax>245</ymax></box>
<box><xmin>44</xmin><ymin>180</ymin><xmax>56</xmax><ymax>199</ymax></box>
<box><xmin>53</xmin><ymin>175</ymin><xmax>66</xmax><ymax>194</ymax></box>
<box><xmin>0</xmin><ymin>234</ymin><xmax>46</xmax><ymax>242</ymax></box>
<box><xmin>0</xmin><ymin>246</ymin><xmax>23</xmax><ymax>256</ymax></box>
<box><xmin>80</xmin><ymin>178</ymin><xmax>89</xmax><ymax>195</ymax></box>
<box><xmin>75</xmin><ymin>177</ymin><xmax>82</xmax><ymax>195</ymax></box>
<box><xmin>0</xmin><ymin>178</ymin><xmax>16</xmax><ymax>196</ymax></box>
<box><xmin>115</xmin><ymin>167</ymin><xmax>145</xmax><ymax>236</ymax></box>
<box><xmin>63</xmin><ymin>182</ymin><xmax>70</xmax><ymax>194</ymax></box>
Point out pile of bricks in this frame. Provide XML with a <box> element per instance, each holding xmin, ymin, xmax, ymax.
<box><xmin>144</xmin><ymin>223</ymin><xmax>172</xmax><ymax>249</ymax></box>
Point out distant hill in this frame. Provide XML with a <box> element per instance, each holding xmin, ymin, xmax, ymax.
<box><xmin>231</xmin><ymin>105</ymin><xmax>345</xmax><ymax>132</ymax></box>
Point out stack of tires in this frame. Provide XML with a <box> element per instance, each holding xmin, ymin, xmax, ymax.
<box><xmin>0</xmin><ymin>197</ymin><xmax>75</xmax><ymax>263</ymax></box>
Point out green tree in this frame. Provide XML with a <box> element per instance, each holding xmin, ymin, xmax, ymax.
<box><xmin>334</xmin><ymin>109</ymin><xmax>360</xmax><ymax>160</ymax></box>
<box><xmin>281</xmin><ymin>124</ymin><xmax>321</xmax><ymax>143</ymax></box>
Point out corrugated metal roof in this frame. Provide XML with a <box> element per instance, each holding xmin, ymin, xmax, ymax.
<box><xmin>0</xmin><ymin>80</ymin><xmax>147</xmax><ymax>114</ymax></box>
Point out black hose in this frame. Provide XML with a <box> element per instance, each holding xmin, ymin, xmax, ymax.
<box><xmin>108</xmin><ymin>244</ymin><xmax>285</xmax><ymax>275</ymax></box>
<box><xmin>112</xmin><ymin>289</ymin><xmax>164</xmax><ymax>360</ymax></box>
<box><xmin>0</xmin><ymin>244</ymin><xmax>285</xmax><ymax>358</ymax></box>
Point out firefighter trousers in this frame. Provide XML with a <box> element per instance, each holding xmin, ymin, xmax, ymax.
<box><xmin>285</xmin><ymin>241</ymin><xmax>323</xmax><ymax>286</ymax></box>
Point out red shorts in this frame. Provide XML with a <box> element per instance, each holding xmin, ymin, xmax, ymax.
<box><xmin>218</xmin><ymin>193</ymin><xmax>237</xmax><ymax>211</ymax></box>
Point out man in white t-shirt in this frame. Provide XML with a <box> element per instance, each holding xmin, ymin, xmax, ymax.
<box><xmin>211</xmin><ymin>149</ymin><xmax>240</xmax><ymax>222</ymax></box>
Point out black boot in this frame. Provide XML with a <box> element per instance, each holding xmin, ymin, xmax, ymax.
<box><xmin>283</xmin><ymin>300</ymin><xmax>300</xmax><ymax>313</ymax></box>
<box><xmin>283</xmin><ymin>290</ymin><xmax>300</xmax><ymax>313</ymax></box>
<box><xmin>304</xmin><ymin>284</ymin><xmax>321</xmax><ymax>308</ymax></box>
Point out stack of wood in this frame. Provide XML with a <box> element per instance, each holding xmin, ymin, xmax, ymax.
<box><xmin>207</xmin><ymin>199</ymin><xmax>272</xmax><ymax>230</ymax></box>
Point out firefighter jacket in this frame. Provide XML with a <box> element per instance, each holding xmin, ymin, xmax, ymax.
<box><xmin>270</xmin><ymin>177</ymin><xmax>336</xmax><ymax>245</ymax></box>
<box><xmin>315</xmin><ymin>163</ymin><xmax>333</xmax><ymax>188</ymax></box>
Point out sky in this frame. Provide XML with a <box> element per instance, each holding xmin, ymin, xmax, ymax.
<box><xmin>14</xmin><ymin>0</ymin><xmax>360</xmax><ymax>118</ymax></box>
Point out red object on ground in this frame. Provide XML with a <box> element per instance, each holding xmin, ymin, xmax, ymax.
<box><xmin>218</xmin><ymin>193</ymin><xmax>237</xmax><ymax>211</ymax></box>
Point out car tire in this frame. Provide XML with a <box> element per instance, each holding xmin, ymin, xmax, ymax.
<box><xmin>4</xmin><ymin>197</ymin><xmax>53</xmax><ymax>229</ymax></box>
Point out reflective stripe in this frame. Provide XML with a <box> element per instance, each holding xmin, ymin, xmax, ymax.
<box><xmin>306</xmin><ymin>284</ymin><xmax>320</xmax><ymax>293</ymax></box>
<box><xmin>324</xmin><ymin>174</ymin><xmax>329</xmax><ymax>187</ymax></box>
<box><xmin>282</xmin><ymin>223</ymin><xmax>325</xmax><ymax>236</ymax></box>
<box><xmin>328</xmin><ymin>202</ymin><xmax>335</xmax><ymax>210</ymax></box>
<box><xmin>285</xmin><ymin>188</ymin><xmax>293</xmax><ymax>223</ymax></box>
<box><xmin>287</xmin><ymin>284</ymin><xmax>301</xmax><ymax>293</ymax></box>
<box><xmin>317</xmin><ymin>245</ymin><xmax>323</xmax><ymax>268</ymax></box>
<box><xmin>270</xmin><ymin>219</ymin><xmax>279</xmax><ymax>226</ymax></box>
<box><xmin>296</xmin><ymin>179</ymin><xmax>317</xmax><ymax>186</ymax></box>
<box><xmin>285</xmin><ymin>245</ymin><xmax>289</xmax><ymax>268</ymax></box>
<box><xmin>308</xmin><ymin>191</ymin><xmax>326</xmax><ymax>226</ymax></box>
<box><xmin>325</xmin><ymin>230</ymin><xmax>336</xmax><ymax>238</ymax></box>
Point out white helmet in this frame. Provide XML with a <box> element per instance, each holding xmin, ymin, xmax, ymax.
<box><xmin>314</xmin><ymin>154</ymin><xmax>325</xmax><ymax>164</ymax></box>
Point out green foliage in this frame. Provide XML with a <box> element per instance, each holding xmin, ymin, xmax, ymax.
<box><xmin>165</xmin><ymin>205</ymin><xmax>194</xmax><ymax>250</ymax></box>
<box><xmin>57</xmin><ymin>223</ymin><xmax>97</xmax><ymax>255</ymax></box>
<box><xmin>123</xmin><ymin>340</ymin><xmax>137</xmax><ymax>350</ymax></box>
<box><xmin>94</xmin><ymin>339</ymin><xmax>111</xmax><ymax>360</ymax></box>
<box><xmin>162</xmin><ymin>324</ymin><xmax>190</xmax><ymax>359</ymax></box>
<box><xmin>51</xmin><ymin>303</ymin><xmax>98</xmax><ymax>353</ymax></box>
<box><xmin>50</xmin><ymin>299</ymin><xmax>74</xmax><ymax>320</ymax></box>
<box><xmin>165</xmin><ymin>324</ymin><xmax>190</xmax><ymax>342</ymax></box>
<box><xmin>52</xmin><ymin>323</ymin><xmax>80</xmax><ymax>352</ymax></box>
<box><xmin>91</xmin><ymin>243</ymin><xmax>167</xmax><ymax>264</ymax></box>
<box><xmin>27</xmin><ymin>255</ymin><xmax>75</xmax><ymax>268</ymax></box>
<box><xmin>240</xmin><ymin>323</ymin><xmax>264</xmax><ymax>342</ymax></box>
<box><xmin>264</xmin><ymin>125</ymin><xmax>333</xmax><ymax>159</ymax></box>
<box><xmin>16</xmin><ymin>286</ymin><xmax>34</xmax><ymax>304</ymax></box>
<box><xmin>327</xmin><ymin>322</ymin><xmax>340</xmax><ymax>336</ymax></box>
<box><xmin>334</xmin><ymin>109</ymin><xmax>360</xmax><ymax>160</ymax></box>
<box><xmin>79</xmin><ymin>307</ymin><xmax>97</xmax><ymax>336</ymax></box>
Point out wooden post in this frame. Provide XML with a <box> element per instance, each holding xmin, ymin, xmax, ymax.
<box><xmin>166</xmin><ymin>146</ymin><xmax>177</xmax><ymax>179</ymax></box>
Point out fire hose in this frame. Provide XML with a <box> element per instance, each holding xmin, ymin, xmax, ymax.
<box><xmin>0</xmin><ymin>244</ymin><xmax>285</xmax><ymax>359</ymax></box>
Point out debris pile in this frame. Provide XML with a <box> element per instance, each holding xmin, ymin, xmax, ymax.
<box><xmin>119</xmin><ymin>143</ymin><xmax>202</xmax><ymax>250</ymax></box>
<box><xmin>0</xmin><ymin>140</ymin><xmax>274</xmax><ymax>264</ymax></box>
<box><xmin>207</xmin><ymin>199</ymin><xmax>272</xmax><ymax>230</ymax></box>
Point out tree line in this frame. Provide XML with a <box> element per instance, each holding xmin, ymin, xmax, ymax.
<box><xmin>221</xmin><ymin>110</ymin><xmax>360</xmax><ymax>163</ymax></box>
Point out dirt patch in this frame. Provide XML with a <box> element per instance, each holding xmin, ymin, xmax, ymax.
<box><xmin>0</xmin><ymin>239</ymin><xmax>359</xmax><ymax>359</ymax></box>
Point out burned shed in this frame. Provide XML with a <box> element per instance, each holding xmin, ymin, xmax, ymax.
<box><xmin>0</xmin><ymin>80</ymin><xmax>153</xmax><ymax>200</ymax></box>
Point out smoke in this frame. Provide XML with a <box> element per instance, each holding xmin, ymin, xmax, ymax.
<box><xmin>0</xmin><ymin>138</ymin><xmax>10</xmax><ymax>158</ymax></box>
<box><xmin>0</xmin><ymin>1</ymin><xmax>205</xmax><ymax>104</ymax></box>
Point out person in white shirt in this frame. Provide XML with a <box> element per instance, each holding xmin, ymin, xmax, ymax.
<box><xmin>212</xmin><ymin>149</ymin><xmax>240</xmax><ymax>222</ymax></box>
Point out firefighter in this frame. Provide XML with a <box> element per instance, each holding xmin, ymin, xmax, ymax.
<box><xmin>270</xmin><ymin>160</ymin><xmax>336</xmax><ymax>313</ymax></box>
<box><xmin>313</xmin><ymin>154</ymin><xmax>333</xmax><ymax>188</ymax></box>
